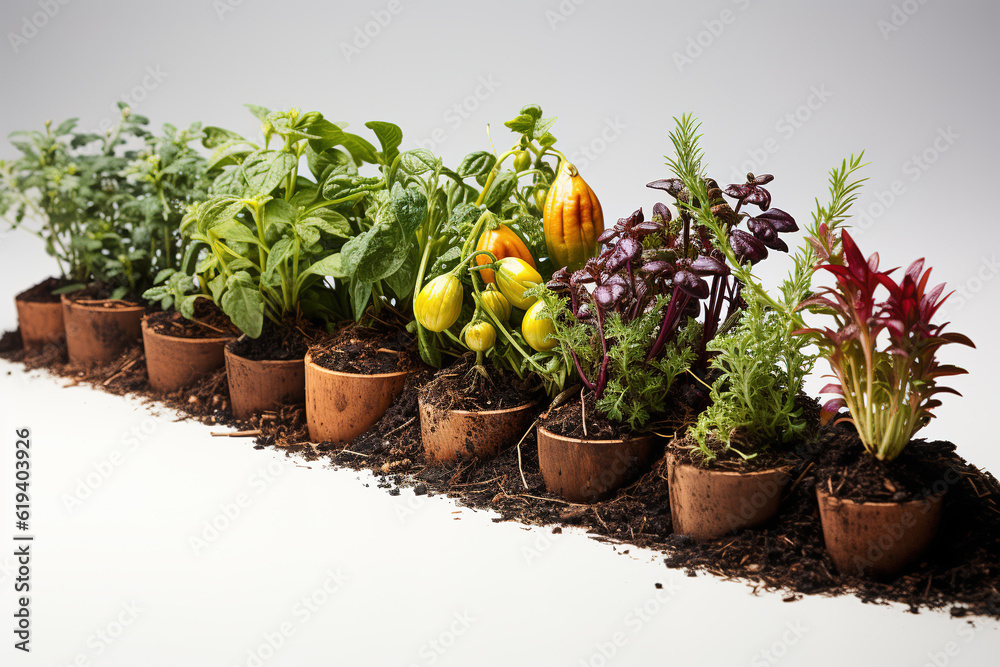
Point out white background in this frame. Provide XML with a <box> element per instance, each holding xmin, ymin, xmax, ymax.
<box><xmin>2</xmin><ymin>0</ymin><xmax>999</xmax><ymax>664</ymax></box>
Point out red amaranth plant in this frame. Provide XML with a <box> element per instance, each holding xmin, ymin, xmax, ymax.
<box><xmin>795</xmin><ymin>230</ymin><xmax>974</xmax><ymax>461</ymax></box>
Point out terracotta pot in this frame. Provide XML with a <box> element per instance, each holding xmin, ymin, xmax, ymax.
<box><xmin>537</xmin><ymin>425</ymin><xmax>653</xmax><ymax>503</ymax></box>
<box><xmin>420</xmin><ymin>397</ymin><xmax>540</xmax><ymax>465</ymax></box>
<box><xmin>304</xmin><ymin>352</ymin><xmax>409</xmax><ymax>444</ymax></box>
<box><xmin>61</xmin><ymin>295</ymin><xmax>144</xmax><ymax>366</ymax></box>
<box><xmin>15</xmin><ymin>297</ymin><xmax>64</xmax><ymax>349</ymax></box>
<box><xmin>225</xmin><ymin>342</ymin><xmax>305</xmax><ymax>419</ymax></box>
<box><xmin>141</xmin><ymin>319</ymin><xmax>234</xmax><ymax>393</ymax></box>
<box><xmin>816</xmin><ymin>487</ymin><xmax>943</xmax><ymax>578</ymax></box>
<box><xmin>667</xmin><ymin>452</ymin><xmax>792</xmax><ymax>541</ymax></box>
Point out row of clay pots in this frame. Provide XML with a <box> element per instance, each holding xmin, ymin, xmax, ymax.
<box><xmin>17</xmin><ymin>293</ymin><xmax>412</xmax><ymax>434</ymax></box>
<box><xmin>667</xmin><ymin>453</ymin><xmax>942</xmax><ymax>577</ymax></box>
<box><xmin>532</xmin><ymin>420</ymin><xmax>941</xmax><ymax>577</ymax></box>
<box><xmin>18</xmin><ymin>293</ymin><xmax>943</xmax><ymax>577</ymax></box>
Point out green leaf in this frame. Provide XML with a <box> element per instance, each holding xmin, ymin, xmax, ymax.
<box><xmin>208</xmin><ymin>274</ymin><xmax>225</xmax><ymax>303</ymax></box>
<box><xmin>178</xmin><ymin>295</ymin><xmax>199</xmax><ymax>320</ymax></box>
<box><xmin>264</xmin><ymin>237</ymin><xmax>295</xmax><ymax>279</ymax></box>
<box><xmin>210</xmin><ymin>167</ymin><xmax>245</xmax><ymax>196</ymax></box>
<box><xmin>299</xmin><ymin>209</ymin><xmax>351</xmax><ymax>239</ymax></box>
<box><xmin>365</xmin><ymin>121</ymin><xmax>403</xmax><ymax>166</ymax></box>
<box><xmin>321</xmin><ymin>174</ymin><xmax>384</xmax><ymax>202</ymax></box>
<box><xmin>389</xmin><ymin>183</ymin><xmax>428</xmax><ymax>236</ymax></box>
<box><xmin>245</xmin><ymin>104</ymin><xmax>271</xmax><ymax>122</ymax></box>
<box><xmin>207</xmin><ymin>140</ymin><xmax>256</xmax><ymax>171</ymax></box>
<box><xmin>483</xmin><ymin>170</ymin><xmax>517</xmax><ymax>209</ymax></box>
<box><xmin>417</xmin><ymin>323</ymin><xmax>441</xmax><ymax>368</ymax></box>
<box><xmin>457</xmin><ymin>151</ymin><xmax>496</xmax><ymax>178</ymax></box>
<box><xmin>520</xmin><ymin>104</ymin><xmax>543</xmax><ymax>120</ymax></box>
<box><xmin>341</xmin><ymin>218</ymin><xmax>407</xmax><ymax>284</ymax></box>
<box><xmin>262</xmin><ymin>198</ymin><xmax>297</xmax><ymax>237</ymax></box>
<box><xmin>304</xmin><ymin>253</ymin><xmax>347</xmax><ymax>278</ymax></box>
<box><xmin>308</xmin><ymin>119</ymin><xmax>377</xmax><ymax>166</ymax></box>
<box><xmin>306</xmin><ymin>145</ymin><xmax>355</xmax><ymax>181</ymax></box>
<box><xmin>504</xmin><ymin>114</ymin><xmax>535</xmax><ymax>135</ymax></box>
<box><xmin>203</xmin><ymin>126</ymin><xmax>245</xmax><ymax>149</ymax></box>
<box><xmin>383</xmin><ymin>240</ymin><xmax>418</xmax><ymax>300</ymax></box>
<box><xmin>534</xmin><ymin>117</ymin><xmax>557</xmax><ymax>137</ymax></box>
<box><xmin>153</xmin><ymin>268</ymin><xmax>175</xmax><ymax>284</ymax></box>
<box><xmin>537</xmin><ymin>131</ymin><xmax>557</xmax><ymax>148</ymax></box>
<box><xmin>350</xmin><ymin>279</ymin><xmax>373</xmax><ymax>321</ymax></box>
<box><xmin>240</xmin><ymin>150</ymin><xmax>297</xmax><ymax>196</ymax></box>
<box><xmin>210</xmin><ymin>219</ymin><xmax>260</xmax><ymax>245</ymax></box>
<box><xmin>221</xmin><ymin>271</ymin><xmax>264</xmax><ymax>338</ymax></box>
<box><xmin>504</xmin><ymin>108</ymin><xmax>556</xmax><ymax>141</ymax></box>
<box><xmin>54</xmin><ymin>118</ymin><xmax>78</xmax><ymax>136</ymax></box>
<box><xmin>398</xmin><ymin>149</ymin><xmax>437</xmax><ymax>176</ymax></box>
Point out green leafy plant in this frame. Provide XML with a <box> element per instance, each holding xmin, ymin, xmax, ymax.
<box><xmin>179</xmin><ymin>105</ymin><xmax>377</xmax><ymax>337</ymax></box>
<box><xmin>120</xmin><ymin>120</ymin><xmax>210</xmax><ymax>305</ymax></box>
<box><xmin>675</xmin><ymin>124</ymin><xmax>868</xmax><ymax>462</ymax></box>
<box><xmin>0</xmin><ymin>106</ymin><xmax>151</xmax><ymax>296</ymax></box>
<box><xmin>0</xmin><ymin>118</ymin><xmax>85</xmax><ymax>285</ymax></box>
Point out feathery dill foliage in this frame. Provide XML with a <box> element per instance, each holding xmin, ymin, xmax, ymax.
<box><xmin>666</xmin><ymin>114</ymin><xmax>869</xmax><ymax>461</ymax></box>
<box><xmin>598</xmin><ymin>306</ymin><xmax>697</xmax><ymax>430</ymax></box>
<box><xmin>534</xmin><ymin>284</ymin><xmax>695</xmax><ymax>431</ymax></box>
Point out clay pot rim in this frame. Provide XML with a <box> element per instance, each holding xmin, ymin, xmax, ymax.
<box><xmin>14</xmin><ymin>294</ymin><xmax>63</xmax><ymax>306</ymax></box>
<box><xmin>141</xmin><ymin>317</ymin><xmax>235</xmax><ymax>345</ymax></box>
<box><xmin>225</xmin><ymin>342</ymin><xmax>304</xmax><ymax>368</ymax></box>
<box><xmin>419</xmin><ymin>395</ymin><xmax>542</xmax><ymax>417</ymax></box>
<box><xmin>304</xmin><ymin>350</ymin><xmax>411</xmax><ymax>379</ymax></box>
<box><xmin>666</xmin><ymin>450</ymin><xmax>793</xmax><ymax>479</ymax></box>
<box><xmin>816</xmin><ymin>486</ymin><xmax>943</xmax><ymax>509</ymax></box>
<box><xmin>59</xmin><ymin>293</ymin><xmax>145</xmax><ymax>313</ymax></box>
<box><xmin>537</xmin><ymin>424</ymin><xmax>653</xmax><ymax>447</ymax></box>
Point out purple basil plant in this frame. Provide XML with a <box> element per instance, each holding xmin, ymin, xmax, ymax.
<box><xmin>547</xmin><ymin>173</ymin><xmax>797</xmax><ymax>402</ymax></box>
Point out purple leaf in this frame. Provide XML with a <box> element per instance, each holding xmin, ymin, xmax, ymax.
<box><xmin>755</xmin><ymin>208</ymin><xmax>797</xmax><ymax>233</ymax></box>
<box><xmin>594</xmin><ymin>282</ymin><xmax>627</xmax><ymax>309</ymax></box>
<box><xmin>646</xmin><ymin>179</ymin><xmax>685</xmax><ymax>197</ymax></box>
<box><xmin>730</xmin><ymin>229</ymin><xmax>768</xmax><ymax>263</ymax></box>
<box><xmin>673</xmin><ymin>270</ymin><xmax>710</xmax><ymax>299</ymax></box>
<box><xmin>689</xmin><ymin>255</ymin><xmax>730</xmax><ymax>276</ymax></box>
<box><xmin>640</xmin><ymin>260</ymin><xmax>675</xmax><ymax>275</ymax></box>
<box><xmin>651</xmin><ymin>202</ymin><xmax>672</xmax><ymax>222</ymax></box>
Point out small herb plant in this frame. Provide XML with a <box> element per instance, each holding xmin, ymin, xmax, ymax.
<box><xmin>796</xmin><ymin>228</ymin><xmax>974</xmax><ymax>461</ymax></box>
<box><xmin>0</xmin><ymin>105</ymin><xmax>151</xmax><ymax>297</ymax></box>
<box><xmin>122</xmin><ymin>121</ymin><xmax>209</xmax><ymax>307</ymax></box>
<box><xmin>178</xmin><ymin>105</ymin><xmax>379</xmax><ymax>337</ymax></box>
<box><xmin>687</xmin><ymin>154</ymin><xmax>870</xmax><ymax>462</ymax></box>
<box><xmin>0</xmin><ymin>118</ymin><xmax>86</xmax><ymax>285</ymax></box>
